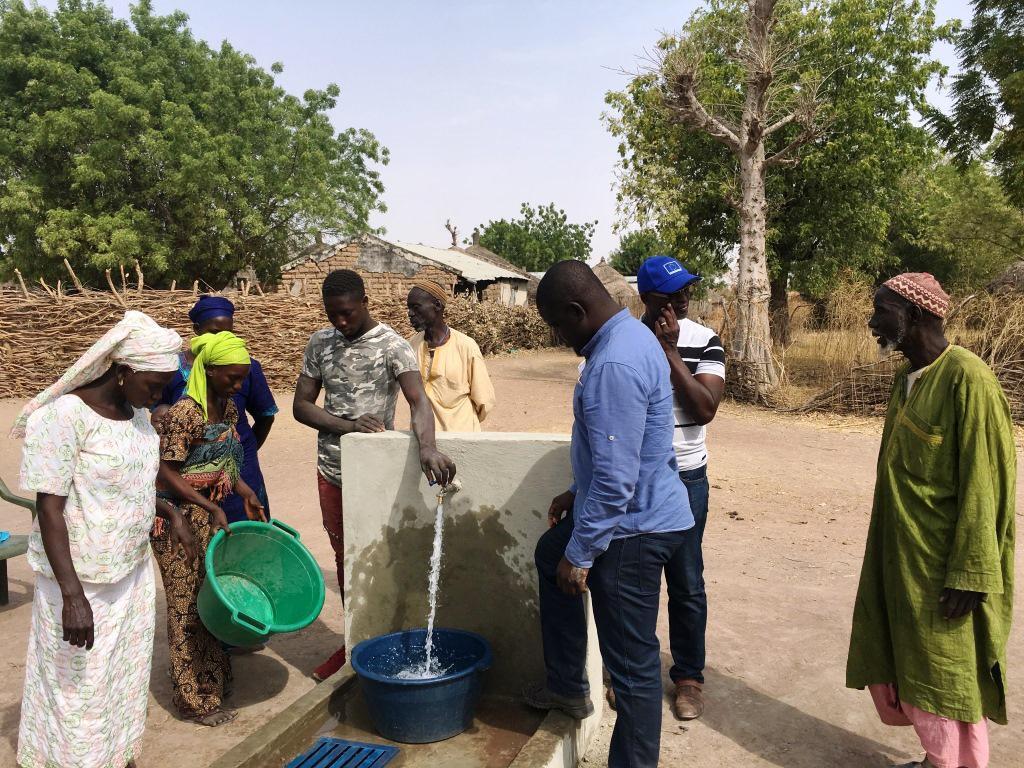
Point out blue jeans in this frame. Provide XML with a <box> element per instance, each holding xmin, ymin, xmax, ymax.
<box><xmin>666</xmin><ymin>465</ymin><xmax>710</xmax><ymax>683</ymax></box>
<box><xmin>536</xmin><ymin>518</ymin><xmax>686</xmax><ymax>768</ymax></box>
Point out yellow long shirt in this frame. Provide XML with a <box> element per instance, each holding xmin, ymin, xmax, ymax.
<box><xmin>409</xmin><ymin>328</ymin><xmax>496</xmax><ymax>432</ymax></box>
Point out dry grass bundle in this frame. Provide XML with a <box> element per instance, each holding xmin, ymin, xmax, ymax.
<box><xmin>795</xmin><ymin>288</ymin><xmax>1024</xmax><ymax>422</ymax></box>
<box><xmin>797</xmin><ymin>358</ymin><xmax>901</xmax><ymax>416</ymax></box>
<box><xmin>783</xmin><ymin>279</ymin><xmax>878</xmax><ymax>391</ymax></box>
<box><xmin>0</xmin><ymin>286</ymin><xmax>552</xmax><ymax>400</ymax></box>
<box><xmin>443</xmin><ymin>298</ymin><xmax>552</xmax><ymax>356</ymax></box>
<box><xmin>950</xmin><ymin>293</ymin><xmax>1024</xmax><ymax>422</ymax></box>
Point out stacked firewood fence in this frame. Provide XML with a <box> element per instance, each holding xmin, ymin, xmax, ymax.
<box><xmin>0</xmin><ymin>262</ymin><xmax>553</xmax><ymax>400</ymax></box>
<box><xmin>7</xmin><ymin>263</ymin><xmax>1023</xmax><ymax>420</ymax></box>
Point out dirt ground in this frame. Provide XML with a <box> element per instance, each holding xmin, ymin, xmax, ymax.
<box><xmin>0</xmin><ymin>348</ymin><xmax>1021</xmax><ymax>767</ymax></box>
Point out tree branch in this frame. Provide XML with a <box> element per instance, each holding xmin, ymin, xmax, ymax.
<box><xmin>663</xmin><ymin>62</ymin><xmax>742</xmax><ymax>154</ymax></box>
<box><xmin>740</xmin><ymin>0</ymin><xmax>781</xmax><ymax>151</ymax></box>
<box><xmin>765</xmin><ymin>128</ymin><xmax>817</xmax><ymax>166</ymax></box>
<box><xmin>764</xmin><ymin>112</ymin><xmax>798</xmax><ymax>137</ymax></box>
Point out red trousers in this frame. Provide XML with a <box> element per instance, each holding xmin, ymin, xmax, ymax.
<box><xmin>317</xmin><ymin>472</ymin><xmax>344</xmax><ymax>595</ymax></box>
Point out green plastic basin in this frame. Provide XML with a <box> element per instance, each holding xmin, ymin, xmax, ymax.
<box><xmin>198</xmin><ymin>519</ymin><xmax>325</xmax><ymax>647</ymax></box>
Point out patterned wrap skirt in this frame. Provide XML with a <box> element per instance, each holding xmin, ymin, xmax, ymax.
<box><xmin>17</xmin><ymin>557</ymin><xmax>156</xmax><ymax>768</ymax></box>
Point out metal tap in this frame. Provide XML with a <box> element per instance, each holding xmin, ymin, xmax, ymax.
<box><xmin>435</xmin><ymin>478</ymin><xmax>462</xmax><ymax>505</ymax></box>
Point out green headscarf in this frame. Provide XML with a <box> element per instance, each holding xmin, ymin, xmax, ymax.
<box><xmin>186</xmin><ymin>331</ymin><xmax>251</xmax><ymax>420</ymax></box>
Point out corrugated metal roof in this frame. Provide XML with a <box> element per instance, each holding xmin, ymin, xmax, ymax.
<box><xmin>395</xmin><ymin>242</ymin><xmax>527</xmax><ymax>284</ymax></box>
<box><xmin>463</xmin><ymin>243</ymin><xmax>534</xmax><ymax>280</ymax></box>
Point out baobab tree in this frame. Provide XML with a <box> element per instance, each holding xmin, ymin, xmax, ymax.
<box><xmin>662</xmin><ymin>0</ymin><xmax>827</xmax><ymax>397</ymax></box>
<box><xmin>606</xmin><ymin>0</ymin><xmax>950</xmax><ymax>396</ymax></box>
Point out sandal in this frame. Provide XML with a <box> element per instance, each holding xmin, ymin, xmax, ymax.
<box><xmin>190</xmin><ymin>708</ymin><xmax>237</xmax><ymax>727</ymax></box>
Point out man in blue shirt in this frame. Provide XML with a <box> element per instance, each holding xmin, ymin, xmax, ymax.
<box><xmin>155</xmin><ymin>295</ymin><xmax>279</xmax><ymax>523</ymax></box>
<box><xmin>525</xmin><ymin>260</ymin><xmax>692</xmax><ymax>768</ymax></box>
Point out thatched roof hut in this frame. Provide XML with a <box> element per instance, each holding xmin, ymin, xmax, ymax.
<box><xmin>987</xmin><ymin>261</ymin><xmax>1024</xmax><ymax>294</ymax></box>
<box><xmin>592</xmin><ymin>259</ymin><xmax>644</xmax><ymax>317</ymax></box>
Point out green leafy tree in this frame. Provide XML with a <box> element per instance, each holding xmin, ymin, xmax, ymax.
<box><xmin>475</xmin><ymin>203</ymin><xmax>597</xmax><ymax>272</ymax></box>
<box><xmin>605</xmin><ymin>0</ymin><xmax>949</xmax><ymax>369</ymax></box>
<box><xmin>0</xmin><ymin>0</ymin><xmax>388</xmax><ymax>288</ymax></box>
<box><xmin>891</xmin><ymin>159</ymin><xmax>1024</xmax><ymax>290</ymax></box>
<box><xmin>926</xmin><ymin>0</ymin><xmax>1024</xmax><ymax>207</ymax></box>
<box><xmin>610</xmin><ymin>230</ymin><xmax>666</xmax><ymax>275</ymax></box>
<box><xmin>609</xmin><ymin>227</ymin><xmax>728</xmax><ymax>281</ymax></box>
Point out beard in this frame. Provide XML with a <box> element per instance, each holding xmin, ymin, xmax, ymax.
<box><xmin>876</xmin><ymin>325</ymin><xmax>906</xmax><ymax>360</ymax></box>
<box><xmin>877</xmin><ymin>338</ymin><xmax>898</xmax><ymax>360</ymax></box>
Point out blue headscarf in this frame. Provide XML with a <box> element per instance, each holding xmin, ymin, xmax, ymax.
<box><xmin>189</xmin><ymin>295</ymin><xmax>235</xmax><ymax>327</ymax></box>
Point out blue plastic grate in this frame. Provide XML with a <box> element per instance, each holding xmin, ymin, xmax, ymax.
<box><xmin>285</xmin><ymin>737</ymin><xmax>399</xmax><ymax>768</ymax></box>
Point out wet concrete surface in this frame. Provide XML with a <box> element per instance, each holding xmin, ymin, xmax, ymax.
<box><xmin>281</xmin><ymin>687</ymin><xmax>545</xmax><ymax>768</ymax></box>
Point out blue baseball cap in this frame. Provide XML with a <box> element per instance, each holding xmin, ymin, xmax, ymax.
<box><xmin>636</xmin><ymin>256</ymin><xmax>701</xmax><ymax>294</ymax></box>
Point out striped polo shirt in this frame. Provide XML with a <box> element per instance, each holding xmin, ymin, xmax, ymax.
<box><xmin>671</xmin><ymin>318</ymin><xmax>726</xmax><ymax>470</ymax></box>
<box><xmin>579</xmin><ymin>317</ymin><xmax>726</xmax><ymax>470</ymax></box>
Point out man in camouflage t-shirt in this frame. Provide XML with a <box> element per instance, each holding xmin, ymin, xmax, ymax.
<box><xmin>294</xmin><ymin>269</ymin><xmax>456</xmax><ymax>681</ymax></box>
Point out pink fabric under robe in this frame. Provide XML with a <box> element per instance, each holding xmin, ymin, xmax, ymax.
<box><xmin>869</xmin><ymin>683</ymin><xmax>989</xmax><ymax>768</ymax></box>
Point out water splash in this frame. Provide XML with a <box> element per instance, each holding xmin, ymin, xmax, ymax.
<box><xmin>393</xmin><ymin>661</ymin><xmax>449</xmax><ymax>680</ymax></box>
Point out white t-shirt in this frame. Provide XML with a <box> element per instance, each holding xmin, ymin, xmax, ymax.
<box><xmin>672</xmin><ymin>319</ymin><xmax>726</xmax><ymax>471</ymax></box>
<box><xmin>577</xmin><ymin>318</ymin><xmax>726</xmax><ymax>472</ymax></box>
<box><xmin>906</xmin><ymin>367</ymin><xmax>926</xmax><ymax>396</ymax></box>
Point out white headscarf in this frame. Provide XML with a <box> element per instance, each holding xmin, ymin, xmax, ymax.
<box><xmin>10</xmin><ymin>310</ymin><xmax>183</xmax><ymax>438</ymax></box>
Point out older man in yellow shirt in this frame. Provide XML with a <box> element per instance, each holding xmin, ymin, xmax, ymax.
<box><xmin>406</xmin><ymin>280</ymin><xmax>496</xmax><ymax>431</ymax></box>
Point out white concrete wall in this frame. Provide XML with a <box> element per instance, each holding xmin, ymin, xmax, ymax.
<box><xmin>340</xmin><ymin>431</ymin><xmax>603</xmax><ymax>705</ymax></box>
<box><xmin>511</xmin><ymin>283</ymin><xmax>529</xmax><ymax>307</ymax></box>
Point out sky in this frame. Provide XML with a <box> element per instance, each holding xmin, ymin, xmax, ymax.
<box><xmin>40</xmin><ymin>0</ymin><xmax>975</xmax><ymax>260</ymax></box>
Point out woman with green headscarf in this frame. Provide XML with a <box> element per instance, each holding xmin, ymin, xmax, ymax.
<box><xmin>152</xmin><ymin>331</ymin><xmax>266</xmax><ymax>727</ymax></box>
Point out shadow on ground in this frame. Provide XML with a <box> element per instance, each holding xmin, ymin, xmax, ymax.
<box><xmin>150</xmin><ymin>648</ymin><xmax>291</xmax><ymax>719</ymax></box>
<box><xmin>1</xmin><ymin>700</ymin><xmax>19</xmax><ymax>754</ymax></box>
<box><xmin>697</xmin><ymin>665</ymin><xmax>911</xmax><ymax>767</ymax></box>
<box><xmin>268</xmin><ymin>612</ymin><xmax>345</xmax><ymax>677</ymax></box>
<box><xmin>228</xmin><ymin>653</ymin><xmax>292</xmax><ymax>708</ymax></box>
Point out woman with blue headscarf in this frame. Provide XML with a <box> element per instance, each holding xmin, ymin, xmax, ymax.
<box><xmin>155</xmin><ymin>295</ymin><xmax>278</xmax><ymax>523</ymax></box>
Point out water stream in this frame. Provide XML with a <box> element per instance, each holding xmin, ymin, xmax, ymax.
<box><xmin>394</xmin><ymin>492</ymin><xmax>450</xmax><ymax>679</ymax></box>
<box><xmin>423</xmin><ymin>494</ymin><xmax>445</xmax><ymax>672</ymax></box>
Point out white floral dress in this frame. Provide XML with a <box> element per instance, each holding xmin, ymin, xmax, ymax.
<box><xmin>17</xmin><ymin>395</ymin><xmax>160</xmax><ymax>768</ymax></box>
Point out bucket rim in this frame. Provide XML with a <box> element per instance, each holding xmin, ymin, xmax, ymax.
<box><xmin>351</xmin><ymin>628</ymin><xmax>493</xmax><ymax>686</ymax></box>
<box><xmin>204</xmin><ymin>520</ymin><xmax>326</xmax><ymax>634</ymax></box>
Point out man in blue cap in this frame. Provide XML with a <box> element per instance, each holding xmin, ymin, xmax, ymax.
<box><xmin>156</xmin><ymin>295</ymin><xmax>278</xmax><ymax>526</ymax></box>
<box><xmin>625</xmin><ymin>255</ymin><xmax>726</xmax><ymax>721</ymax></box>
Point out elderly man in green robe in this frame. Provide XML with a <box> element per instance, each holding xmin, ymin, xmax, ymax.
<box><xmin>847</xmin><ymin>272</ymin><xmax>1015</xmax><ymax>768</ymax></box>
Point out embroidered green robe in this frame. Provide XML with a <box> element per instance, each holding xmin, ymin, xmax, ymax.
<box><xmin>846</xmin><ymin>345</ymin><xmax>1015</xmax><ymax>724</ymax></box>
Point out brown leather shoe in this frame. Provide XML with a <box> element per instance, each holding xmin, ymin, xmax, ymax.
<box><xmin>673</xmin><ymin>679</ymin><xmax>704</xmax><ymax>721</ymax></box>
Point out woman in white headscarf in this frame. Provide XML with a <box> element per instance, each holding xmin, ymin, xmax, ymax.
<box><xmin>11</xmin><ymin>311</ymin><xmax>186</xmax><ymax>768</ymax></box>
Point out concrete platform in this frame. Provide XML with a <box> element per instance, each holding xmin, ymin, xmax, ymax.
<box><xmin>210</xmin><ymin>665</ymin><xmax>594</xmax><ymax>768</ymax></box>
<box><xmin>311</xmin><ymin>692</ymin><xmax>543</xmax><ymax>767</ymax></box>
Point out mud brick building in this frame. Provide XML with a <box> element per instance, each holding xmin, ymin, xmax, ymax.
<box><xmin>277</xmin><ymin>234</ymin><xmax>530</xmax><ymax>305</ymax></box>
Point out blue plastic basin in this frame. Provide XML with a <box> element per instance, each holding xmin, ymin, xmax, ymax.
<box><xmin>351</xmin><ymin>628</ymin><xmax>492</xmax><ymax>744</ymax></box>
